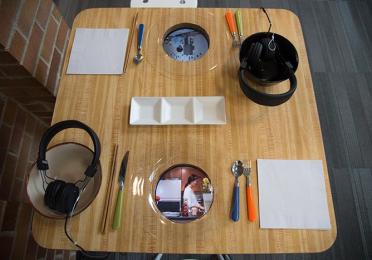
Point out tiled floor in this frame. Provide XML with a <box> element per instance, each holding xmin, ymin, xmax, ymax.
<box><xmin>0</xmin><ymin>94</ymin><xmax>76</xmax><ymax>259</ymax></box>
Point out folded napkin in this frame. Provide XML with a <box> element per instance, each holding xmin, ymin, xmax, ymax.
<box><xmin>257</xmin><ymin>159</ymin><xmax>331</xmax><ymax>230</ymax></box>
<box><xmin>67</xmin><ymin>28</ymin><xmax>129</xmax><ymax>75</ymax></box>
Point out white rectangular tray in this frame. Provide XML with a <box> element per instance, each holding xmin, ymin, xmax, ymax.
<box><xmin>130</xmin><ymin>96</ymin><xmax>226</xmax><ymax>125</ymax></box>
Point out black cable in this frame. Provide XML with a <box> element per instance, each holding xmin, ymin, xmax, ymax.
<box><xmin>261</xmin><ymin>7</ymin><xmax>272</xmax><ymax>33</ymax></box>
<box><xmin>64</xmin><ymin>215</ymin><xmax>109</xmax><ymax>259</ymax></box>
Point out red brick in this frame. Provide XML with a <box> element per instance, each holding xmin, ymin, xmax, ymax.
<box><xmin>24</xmin><ymin>114</ymin><xmax>37</xmax><ymax>136</ymax></box>
<box><xmin>2</xmin><ymin>99</ymin><xmax>17</xmax><ymax>125</ymax></box>
<box><xmin>63</xmin><ymin>251</ymin><xmax>71</xmax><ymax>260</ymax></box>
<box><xmin>52</xmin><ymin>5</ymin><xmax>62</xmax><ymax>22</ymax></box>
<box><xmin>0</xmin><ymin>234</ymin><xmax>14</xmax><ymax>260</ymax></box>
<box><xmin>33</xmin><ymin>111</ymin><xmax>52</xmax><ymax>118</ymax></box>
<box><xmin>9</xmin><ymin>31</ymin><xmax>27</xmax><ymax>62</ymax></box>
<box><xmin>0</xmin><ymin>200</ymin><xmax>6</xmax><ymax>227</ymax></box>
<box><xmin>46</xmin><ymin>50</ymin><xmax>61</xmax><ymax>94</ymax></box>
<box><xmin>29</xmin><ymin>123</ymin><xmax>46</xmax><ymax>159</ymax></box>
<box><xmin>24</xmin><ymin>103</ymin><xmax>50</xmax><ymax>113</ymax></box>
<box><xmin>41</xmin><ymin>18</ymin><xmax>58</xmax><ymax>63</ymax></box>
<box><xmin>0</xmin><ymin>96</ymin><xmax>5</xmax><ymax>115</ymax></box>
<box><xmin>25</xmin><ymin>234</ymin><xmax>38</xmax><ymax>260</ymax></box>
<box><xmin>40</xmin><ymin>116</ymin><xmax>52</xmax><ymax>124</ymax></box>
<box><xmin>0</xmin><ymin>85</ymin><xmax>52</xmax><ymax>98</ymax></box>
<box><xmin>23</xmin><ymin>166</ymin><xmax>32</xmax><ymax>203</ymax></box>
<box><xmin>8</xmin><ymin>108</ymin><xmax>27</xmax><ymax>154</ymax></box>
<box><xmin>0</xmin><ymin>149</ymin><xmax>7</xmax><ymax>170</ymax></box>
<box><xmin>23</xmin><ymin>23</ymin><xmax>43</xmax><ymax>74</ymax></box>
<box><xmin>0</xmin><ymin>51</ymin><xmax>18</xmax><ymax>65</ymax></box>
<box><xmin>0</xmin><ymin>153</ymin><xmax>17</xmax><ymax>200</ymax></box>
<box><xmin>56</xmin><ymin>20</ymin><xmax>69</xmax><ymax>51</ymax></box>
<box><xmin>0</xmin><ymin>124</ymin><xmax>11</xmax><ymax>149</ymax></box>
<box><xmin>37</xmin><ymin>245</ymin><xmax>47</xmax><ymax>259</ymax></box>
<box><xmin>0</xmin><ymin>0</ymin><xmax>22</xmax><ymax>46</ymax></box>
<box><xmin>36</xmin><ymin>0</ymin><xmax>52</xmax><ymax>29</ymax></box>
<box><xmin>11</xmin><ymin>203</ymin><xmax>32</xmax><ymax>260</ymax></box>
<box><xmin>15</xmin><ymin>135</ymin><xmax>32</xmax><ymax>179</ymax></box>
<box><xmin>46</xmin><ymin>249</ymin><xmax>55</xmax><ymax>260</ymax></box>
<box><xmin>17</xmin><ymin>0</ymin><xmax>39</xmax><ymax>37</ymax></box>
<box><xmin>1</xmin><ymin>200</ymin><xmax>19</xmax><ymax>231</ymax></box>
<box><xmin>35</xmin><ymin>59</ymin><xmax>48</xmax><ymax>85</ymax></box>
<box><xmin>10</xmin><ymin>178</ymin><xmax>24</xmax><ymax>202</ymax></box>
<box><xmin>0</xmin><ymin>64</ymin><xmax>30</xmax><ymax>77</ymax></box>
<box><xmin>0</xmin><ymin>77</ymin><xmax>41</xmax><ymax>88</ymax></box>
<box><xmin>15</xmin><ymin>95</ymin><xmax>55</xmax><ymax>104</ymax></box>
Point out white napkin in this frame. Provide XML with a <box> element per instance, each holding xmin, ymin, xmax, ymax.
<box><xmin>67</xmin><ymin>28</ymin><xmax>129</xmax><ymax>74</ymax></box>
<box><xmin>257</xmin><ymin>159</ymin><xmax>331</xmax><ymax>230</ymax></box>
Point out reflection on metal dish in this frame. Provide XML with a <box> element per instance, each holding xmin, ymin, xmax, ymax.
<box><xmin>155</xmin><ymin>164</ymin><xmax>213</xmax><ymax>223</ymax></box>
<box><xmin>163</xmin><ymin>24</ymin><xmax>209</xmax><ymax>62</ymax></box>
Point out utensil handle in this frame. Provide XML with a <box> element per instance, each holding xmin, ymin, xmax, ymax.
<box><xmin>235</xmin><ymin>10</ymin><xmax>243</xmax><ymax>36</ymax></box>
<box><xmin>225</xmin><ymin>11</ymin><xmax>237</xmax><ymax>33</ymax></box>
<box><xmin>246</xmin><ymin>186</ymin><xmax>256</xmax><ymax>222</ymax></box>
<box><xmin>231</xmin><ymin>183</ymin><xmax>239</xmax><ymax>222</ymax></box>
<box><xmin>138</xmin><ymin>24</ymin><xmax>144</xmax><ymax>49</ymax></box>
<box><xmin>112</xmin><ymin>189</ymin><xmax>124</xmax><ymax>229</ymax></box>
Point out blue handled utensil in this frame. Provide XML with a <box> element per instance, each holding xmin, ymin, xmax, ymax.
<box><xmin>133</xmin><ymin>23</ymin><xmax>144</xmax><ymax>64</ymax></box>
<box><xmin>231</xmin><ymin>160</ymin><xmax>243</xmax><ymax>221</ymax></box>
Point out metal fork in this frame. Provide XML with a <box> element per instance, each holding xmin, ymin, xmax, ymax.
<box><xmin>243</xmin><ymin>161</ymin><xmax>256</xmax><ymax>222</ymax></box>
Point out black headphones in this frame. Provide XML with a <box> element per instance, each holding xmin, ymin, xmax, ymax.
<box><xmin>239</xmin><ymin>32</ymin><xmax>298</xmax><ymax>106</ymax></box>
<box><xmin>36</xmin><ymin>120</ymin><xmax>101</xmax><ymax>215</ymax></box>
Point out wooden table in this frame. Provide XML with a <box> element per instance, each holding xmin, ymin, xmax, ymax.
<box><xmin>32</xmin><ymin>8</ymin><xmax>337</xmax><ymax>254</ymax></box>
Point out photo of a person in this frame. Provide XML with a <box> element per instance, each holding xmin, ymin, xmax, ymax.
<box><xmin>155</xmin><ymin>165</ymin><xmax>213</xmax><ymax>223</ymax></box>
<box><xmin>183</xmin><ymin>175</ymin><xmax>205</xmax><ymax>216</ymax></box>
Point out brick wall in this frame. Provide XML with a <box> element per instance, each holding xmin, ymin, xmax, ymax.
<box><xmin>0</xmin><ymin>94</ymin><xmax>76</xmax><ymax>259</ymax></box>
<box><xmin>0</xmin><ymin>0</ymin><xmax>70</xmax><ymax>123</ymax></box>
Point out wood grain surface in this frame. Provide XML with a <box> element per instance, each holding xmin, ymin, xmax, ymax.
<box><xmin>31</xmin><ymin>8</ymin><xmax>337</xmax><ymax>254</ymax></box>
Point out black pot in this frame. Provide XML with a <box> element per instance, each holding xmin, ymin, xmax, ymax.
<box><xmin>238</xmin><ymin>32</ymin><xmax>299</xmax><ymax>106</ymax></box>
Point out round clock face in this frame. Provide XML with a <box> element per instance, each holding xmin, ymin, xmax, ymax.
<box><xmin>163</xmin><ymin>24</ymin><xmax>209</xmax><ymax>62</ymax></box>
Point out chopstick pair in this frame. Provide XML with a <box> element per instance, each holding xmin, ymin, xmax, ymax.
<box><xmin>123</xmin><ymin>12</ymin><xmax>139</xmax><ymax>73</ymax></box>
<box><xmin>225</xmin><ymin>10</ymin><xmax>244</xmax><ymax>47</ymax></box>
<box><xmin>101</xmin><ymin>144</ymin><xmax>119</xmax><ymax>234</ymax></box>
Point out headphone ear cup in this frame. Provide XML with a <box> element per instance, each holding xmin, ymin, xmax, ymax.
<box><xmin>44</xmin><ymin>180</ymin><xmax>80</xmax><ymax>214</ymax></box>
<box><xmin>246</xmin><ymin>42</ymin><xmax>263</xmax><ymax>69</ymax></box>
<box><xmin>44</xmin><ymin>180</ymin><xmax>66</xmax><ymax>211</ymax></box>
<box><xmin>58</xmin><ymin>183</ymin><xmax>80</xmax><ymax>214</ymax></box>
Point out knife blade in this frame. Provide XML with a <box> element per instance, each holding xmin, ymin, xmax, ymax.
<box><xmin>112</xmin><ymin>151</ymin><xmax>129</xmax><ymax>230</ymax></box>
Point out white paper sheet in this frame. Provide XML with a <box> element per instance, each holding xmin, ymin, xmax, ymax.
<box><xmin>257</xmin><ymin>159</ymin><xmax>331</xmax><ymax>230</ymax></box>
<box><xmin>67</xmin><ymin>28</ymin><xmax>129</xmax><ymax>75</ymax></box>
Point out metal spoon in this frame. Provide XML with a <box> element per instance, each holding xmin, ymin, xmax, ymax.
<box><xmin>231</xmin><ymin>160</ymin><xmax>243</xmax><ymax>221</ymax></box>
<box><xmin>133</xmin><ymin>24</ymin><xmax>144</xmax><ymax>64</ymax></box>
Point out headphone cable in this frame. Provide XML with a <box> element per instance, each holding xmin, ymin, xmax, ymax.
<box><xmin>261</xmin><ymin>7</ymin><xmax>272</xmax><ymax>33</ymax></box>
<box><xmin>64</xmin><ymin>198</ymin><xmax>109</xmax><ymax>259</ymax></box>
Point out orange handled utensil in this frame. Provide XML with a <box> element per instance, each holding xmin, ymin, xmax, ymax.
<box><xmin>243</xmin><ymin>161</ymin><xmax>256</xmax><ymax>222</ymax></box>
<box><xmin>225</xmin><ymin>11</ymin><xmax>239</xmax><ymax>48</ymax></box>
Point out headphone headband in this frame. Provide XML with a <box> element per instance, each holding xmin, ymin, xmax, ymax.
<box><xmin>36</xmin><ymin>120</ymin><xmax>101</xmax><ymax>177</ymax></box>
<box><xmin>238</xmin><ymin>65</ymin><xmax>297</xmax><ymax>106</ymax></box>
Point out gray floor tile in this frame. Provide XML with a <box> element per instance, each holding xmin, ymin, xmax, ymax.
<box><xmin>351</xmin><ymin>168</ymin><xmax>372</xmax><ymax>260</ymax></box>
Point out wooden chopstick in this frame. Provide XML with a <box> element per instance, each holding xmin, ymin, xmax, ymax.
<box><xmin>101</xmin><ymin>144</ymin><xmax>118</xmax><ymax>234</ymax></box>
<box><xmin>123</xmin><ymin>12</ymin><xmax>138</xmax><ymax>73</ymax></box>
